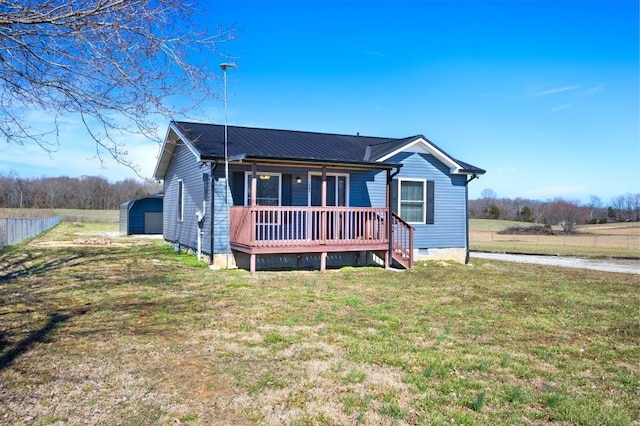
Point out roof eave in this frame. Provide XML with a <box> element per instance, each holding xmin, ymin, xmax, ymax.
<box><xmin>153</xmin><ymin>122</ymin><xmax>203</xmax><ymax>180</ymax></box>
<box><xmin>200</xmin><ymin>154</ymin><xmax>402</xmax><ymax>170</ymax></box>
<box><xmin>455</xmin><ymin>168</ymin><xmax>486</xmax><ymax>176</ymax></box>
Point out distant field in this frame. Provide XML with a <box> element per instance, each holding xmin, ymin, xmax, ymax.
<box><xmin>0</xmin><ymin>208</ymin><xmax>119</xmax><ymax>223</ymax></box>
<box><xmin>0</xmin><ymin>208</ymin><xmax>56</xmax><ymax>218</ymax></box>
<box><xmin>470</xmin><ymin>219</ymin><xmax>640</xmax><ymax>258</ymax></box>
<box><xmin>54</xmin><ymin>209</ymin><xmax>119</xmax><ymax>223</ymax></box>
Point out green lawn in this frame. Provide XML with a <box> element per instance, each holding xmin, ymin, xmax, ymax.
<box><xmin>0</xmin><ymin>223</ymin><xmax>638</xmax><ymax>424</ymax></box>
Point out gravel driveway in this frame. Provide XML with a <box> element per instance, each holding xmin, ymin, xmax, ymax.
<box><xmin>471</xmin><ymin>252</ymin><xmax>640</xmax><ymax>275</ymax></box>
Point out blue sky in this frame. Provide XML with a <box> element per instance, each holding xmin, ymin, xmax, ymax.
<box><xmin>2</xmin><ymin>0</ymin><xmax>638</xmax><ymax>203</ymax></box>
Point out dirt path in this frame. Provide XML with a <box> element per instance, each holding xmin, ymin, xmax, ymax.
<box><xmin>471</xmin><ymin>252</ymin><xmax>640</xmax><ymax>275</ymax></box>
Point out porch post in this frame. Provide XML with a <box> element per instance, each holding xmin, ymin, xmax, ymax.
<box><xmin>321</xmin><ymin>165</ymin><xmax>327</xmax><ymax>271</ymax></box>
<box><xmin>251</xmin><ymin>163</ymin><xmax>257</xmax><ymax>206</ymax></box>
<box><xmin>321</xmin><ymin>166</ymin><xmax>327</xmax><ymax>207</ymax></box>
<box><xmin>250</xmin><ymin>164</ymin><xmax>257</xmax><ymax>272</ymax></box>
<box><xmin>386</xmin><ymin>169</ymin><xmax>392</xmax><ymax>267</ymax></box>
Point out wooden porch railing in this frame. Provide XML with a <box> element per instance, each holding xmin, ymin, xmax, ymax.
<box><xmin>391</xmin><ymin>213</ymin><xmax>414</xmax><ymax>269</ymax></box>
<box><xmin>230</xmin><ymin>206</ymin><xmax>415</xmax><ymax>270</ymax></box>
<box><xmin>230</xmin><ymin>206</ymin><xmax>389</xmax><ymax>250</ymax></box>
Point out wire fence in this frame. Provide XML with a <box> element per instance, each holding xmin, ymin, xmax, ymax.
<box><xmin>0</xmin><ymin>215</ymin><xmax>61</xmax><ymax>249</ymax></box>
<box><xmin>473</xmin><ymin>232</ymin><xmax>640</xmax><ymax>251</ymax></box>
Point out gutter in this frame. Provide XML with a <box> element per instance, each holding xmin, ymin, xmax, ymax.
<box><xmin>200</xmin><ymin>154</ymin><xmax>403</xmax><ymax>171</ymax></box>
<box><xmin>210</xmin><ymin>161</ymin><xmax>218</xmax><ymax>265</ymax></box>
<box><xmin>465</xmin><ymin>173</ymin><xmax>479</xmax><ymax>264</ymax></box>
<box><xmin>387</xmin><ymin>165</ymin><xmax>403</xmax><ymax>267</ymax></box>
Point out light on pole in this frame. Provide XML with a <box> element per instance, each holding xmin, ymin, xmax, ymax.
<box><xmin>220</xmin><ymin>62</ymin><xmax>236</xmax><ymax>205</ymax></box>
<box><xmin>220</xmin><ymin>62</ymin><xmax>236</xmax><ymax>269</ymax></box>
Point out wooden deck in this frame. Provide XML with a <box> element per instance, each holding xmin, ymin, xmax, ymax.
<box><xmin>229</xmin><ymin>206</ymin><xmax>413</xmax><ymax>272</ymax></box>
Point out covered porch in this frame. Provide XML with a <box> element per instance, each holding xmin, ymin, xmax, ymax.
<box><xmin>226</xmin><ymin>162</ymin><xmax>413</xmax><ymax>272</ymax></box>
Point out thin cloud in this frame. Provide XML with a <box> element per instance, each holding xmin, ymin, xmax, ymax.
<box><xmin>547</xmin><ymin>84</ymin><xmax>604</xmax><ymax>113</ymax></box>
<box><xmin>582</xmin><ymin>84</ymin><xmax>603</xmax><ymax>96</ymax></box>
<box><xmin>535</xmin><ymin>85</ymin><xmax>582</xmax><ymax>97</ymax></box>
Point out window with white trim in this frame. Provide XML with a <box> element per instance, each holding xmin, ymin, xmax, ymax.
<box><xmin>245</xmin><ymin>172</ymin><xmax>281</xmax><ymax>206</ymax></box>
<box><xmin>398</xmin><ymin>178</ymin><xmax>426</xmax><ymax>224</ymax></box>
<box><xmin>177</xmin><ymin>180</ymin><xmax>184</xmax><ymax>222</ymax></box>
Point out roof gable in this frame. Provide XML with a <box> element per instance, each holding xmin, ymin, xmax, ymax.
<box><xmin>153</xmin><ymin>123</ymin><xmax>202</xmax><ymax>180</ymax></box>
<box><xmin>373</xmin><ymin>136</ymin><xmax>485</xmax><ymax>175</ymax></box>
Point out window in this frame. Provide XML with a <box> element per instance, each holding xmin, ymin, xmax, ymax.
<box><xmin>245</xmin><ymin>172</ymin><xmax>281</xmax><ymax>206</ymax></box>
<box><xmin>398</xmin><ymin>179</ymin><xmax>426</xmax><ymax>224</ymax></box>
<box><xmin>177</xmin><ymin>180</ymin><xmax>184</xmax><ymax>222</ymax></box>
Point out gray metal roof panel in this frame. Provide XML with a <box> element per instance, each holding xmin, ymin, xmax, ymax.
<box><xmin>168</xmin><ymin>121</ymin><xmax>485</xmax><ymax>175</ymax></box>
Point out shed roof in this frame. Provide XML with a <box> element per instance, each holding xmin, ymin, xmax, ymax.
<box><xmin>120</xmin><ymin>193</ymin><xmax>163</xmax><ymax>210</ymax></box>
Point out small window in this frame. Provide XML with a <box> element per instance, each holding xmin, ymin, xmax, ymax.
<box><xmin>398</xmin><ymin>179</ymin><xmax>426</xmax><ymax>224</ymax></box>
<box><xmin>177</xmin><ymin>180</ymin><xmax>184</xmax><ymax>222</ymax></box>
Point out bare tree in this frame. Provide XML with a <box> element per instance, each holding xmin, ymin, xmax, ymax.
<box><xmin>0</xmin><ymin>0</ymin><xmax>234</xmax><ymax>170</ymax></box>
<box><xmin>0</xmin><ymin>173</ymin><xmax>161</xmax><ymax>209</ymax></box>
<box><xmin>611</xmin><ymin>195</ymin><xmax>627</xmax><ymax>222</ymax></box>
<box><xmin>544</xmin><ymin>198</ymin><xmax>588</xmax><ymax>234</ymax></box>
<box><xmin>587</xmin><ymin>195</ymin><xmax>602</xmax><ymax>223</ymax></box>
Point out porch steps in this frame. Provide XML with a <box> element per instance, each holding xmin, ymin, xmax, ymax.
<box><xmin>390</xmin><ymin>213</ymin><xmax>414</xmax><ymax>269</ymax></box>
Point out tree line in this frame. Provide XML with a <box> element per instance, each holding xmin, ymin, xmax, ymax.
<box><xmin>469</xmin><ymin>189</ymin><xmax>640</xmax><ymax>233</ymax></box>
<box><xmin>0</xmin><ymin>172</ymin><xmax>162</xmax><ymax>211</ymax></box>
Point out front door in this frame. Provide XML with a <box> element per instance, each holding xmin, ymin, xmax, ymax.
<box><xmin>310</xmin><ymin>175</ymin><xmax>347</xmax><ymax>207</ymax></box>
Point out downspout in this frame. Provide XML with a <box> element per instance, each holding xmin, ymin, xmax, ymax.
<box><xmin>195</xmin><ymin>165</ymin><xmax>207</xmax><ymax>262</ymax></box>
<box><xmin>210</xmin><ymin>161</ymin><xmax>218</xmax><ymax>265</ymax></box>
<box><xmin>387</xmin><ymin>165</ymin><xmax>402</xmax><ymax>266</ymax></box>
<box><xmin>465</xmin><ymin>173</ymin><xmax>479</xmax><ymax>264</ymax></box>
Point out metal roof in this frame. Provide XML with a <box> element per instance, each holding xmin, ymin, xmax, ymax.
<box><xmin>153</xmin><ymin>121</ymin><xmax>485</xmax><ymax>179</ymax></box>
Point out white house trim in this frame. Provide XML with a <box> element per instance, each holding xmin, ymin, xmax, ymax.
<box><xmin>153</xmin><ymin>123</ymin><xmax>202</xmax><ymax>180</ymax></box>
<box><xmin>397</xmin><ymin>177</ymin><xmax>427</xmax><ymax>224</ymax></box>
<box><xmin>376</xmin><ymin>137</ymin><xmax>464</xmax><ymax>174</ymax></box>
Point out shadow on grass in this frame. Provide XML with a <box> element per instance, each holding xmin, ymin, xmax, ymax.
<box><xmin>0</xmin><ymin>241</ymin><xmax>182</xmax><ymax>370</ymax></box>
<box><xmin>0</xmin><ymin>311</ymin><xmax>78</xmax><ymax>371</ymax></box>
<box><xmin>0</xmin><ymin>251</ymin><xmax>85</xmax><ymax>282</ymax></box>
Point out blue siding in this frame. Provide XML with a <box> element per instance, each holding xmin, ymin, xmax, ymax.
<box><xmin>212</xmin><ymin>164</ymin><xmax>231</xmax><ymax>254</ymax></box>
<box><xmin>386</xmin><ymin>152</ymin><xmax>468</xmax><ymax>249</ymax></box>
<box><xmin>164</xmin><ymin>146</ymin><xmax>468</xmax><ymax>261</ymax></box>
<box><xmin>350</xmin><ymin>170</ymin><xmax>381</xmax><ymax>207</ymax></box>
<box><xmin>163</xmin><ymin>143</ymin><xmax>212</xmax><ymax>253</ymax></box>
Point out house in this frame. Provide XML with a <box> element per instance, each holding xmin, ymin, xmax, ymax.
<box><xmin>153</xmin><ymin>121</ymin><xmax>485</xmax><ymax>272</ymax></box>
<box><xmin>119</xmin><ymin>194</ymin><xmax>163</xmax><ymax>235</ymax></box>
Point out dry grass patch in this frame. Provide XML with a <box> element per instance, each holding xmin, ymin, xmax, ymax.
<box><xmin>0</xmin><ymin>222</ymin><xmax>638</xmax><ymax>425</ymax></box>
<box><xmin>470</xmin><ymin>219</ymin><xmax>640</xmax><ymax>257</ymax></box>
